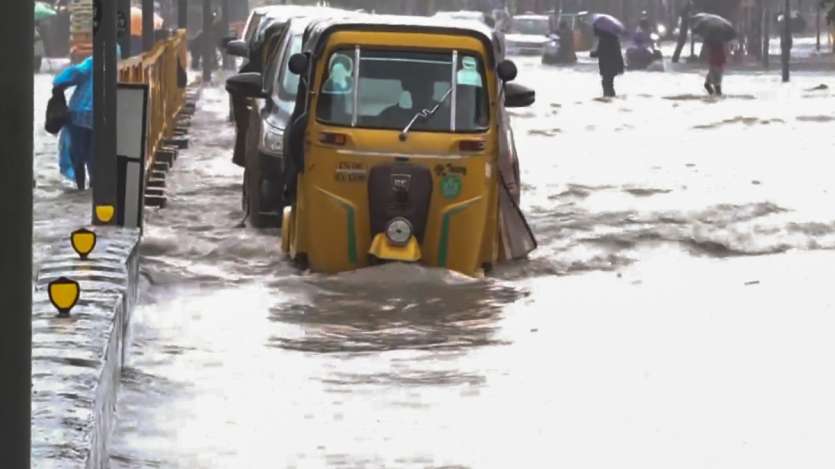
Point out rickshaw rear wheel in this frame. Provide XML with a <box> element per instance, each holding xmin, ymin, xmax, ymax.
<box><xmin>481</xmin><ymin>262</ymin><xmax>493</xmax><ymax>275</ymax></box>
<box><xmin>292</xmin><ymin>253</ymin><xmax>309</xmax><ymax>271</ymax></box>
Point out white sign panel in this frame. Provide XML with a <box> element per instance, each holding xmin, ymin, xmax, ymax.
<box><xmin>116</xmin><ymin>84</ymin><xmax>148</xmax><ymax>161</ymax></box>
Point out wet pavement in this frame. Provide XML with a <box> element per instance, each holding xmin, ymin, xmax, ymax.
<box><xmin>82</xmin><ymin>57</ymin><xmax>835</xmax><ymax>468</ymax></box>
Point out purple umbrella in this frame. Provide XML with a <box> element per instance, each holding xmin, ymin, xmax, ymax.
<box><xmin>592</xmin><ymin>14</ymin><xmax>625</xmax><ymax>36</ymax></box>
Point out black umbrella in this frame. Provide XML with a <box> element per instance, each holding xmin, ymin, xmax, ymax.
<box><xmin>690</xmin><ymin>13</ymin><xmax>737</xmax><ymax>42</ymax></box>
<box><xmin>777</xmin><ymin>11</ymin><xmax>807</xmax><ymax>33</ymax></box>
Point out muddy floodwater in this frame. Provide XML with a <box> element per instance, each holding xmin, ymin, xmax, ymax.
<box><xmin>34</xmin><ymin>57</ymin><xmax>833</xmax><ymax>468</ymax></box>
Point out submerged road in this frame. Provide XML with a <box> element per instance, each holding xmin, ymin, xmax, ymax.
<box><xmin>100</xmin><ymin>59</ymin><xmax>835</xmax><ymax>468</ymax></box>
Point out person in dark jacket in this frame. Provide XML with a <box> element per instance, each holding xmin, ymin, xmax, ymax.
<box><xmin>189</xmin><ymin>10</ymin><xmax>223</xmax><ymax>71</ymax></box>
<box><xmin>590</xmin><ymin>28</ymin><xmax>625</xmax><ymax>98</ymax></box>
<box><xmin>704</xmin><ymin>39</ymin><xmax>727</xmax><ymax>96</ymax></box>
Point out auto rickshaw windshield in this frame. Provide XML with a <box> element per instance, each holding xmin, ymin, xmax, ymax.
<box><xmin>316</xmin><ymin>48</ymin><xmax>490</xmax><ymax>133</ymax></box>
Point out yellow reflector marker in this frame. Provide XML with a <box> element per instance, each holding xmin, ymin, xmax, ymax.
<box><xmin>48</xmin><ymin>277</ymin><xmax>80</xmax><ymax>317</ymax></box>
<box><xmin>70</xmin><ymin>228</ymin><xmax>97</xmax><ymax>260</ymax></box>
<box><xmin>95</xmin><ymin>204</ymin><xmax>115</xmax><ymax>224</ymax></box>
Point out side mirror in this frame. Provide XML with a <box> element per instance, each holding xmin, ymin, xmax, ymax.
<box><xmin>288</xmin><ymin>53</ymin><xmax>308</xmax><ymax>75</ymax></box>
<box><xmin>497</xmin><ymin>59</ymin><xmax>518</xmax><ymax>82</ymax></box>
<box><xmin>225</xmin><ymin>73</ymin><xmax>267</xmax><ymax>99</ymax></box>
<box><xmin>226</xmin><ymin>39</ymin><xmax>249</xmax><ymax>58</ymax></box>
<box><xmin>220</xmin><ymin>35</ymin><xmax>236</xmax><ymax>47</ymax></box>
<box><xmin>505</xmin><ymin>82</ymin><xmax>535</xmax><ymax>108</ymax></box>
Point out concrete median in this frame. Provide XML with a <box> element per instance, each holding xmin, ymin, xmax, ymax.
<box><xmin>31</xmin><ymin>227</ymin><xmax>141</xmax><ymax>469</ymax></box>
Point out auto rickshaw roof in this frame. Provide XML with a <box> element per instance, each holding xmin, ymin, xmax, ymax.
<box><xmin>302</xmin><ymin>15</ymin><xmax>503</xmax><ymax>66</ymax></box>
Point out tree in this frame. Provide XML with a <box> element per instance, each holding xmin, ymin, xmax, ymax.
<box><xmin>822</xmin><ymin>0</ymin><xmax>835</xmax><ymax>24</ymax></box>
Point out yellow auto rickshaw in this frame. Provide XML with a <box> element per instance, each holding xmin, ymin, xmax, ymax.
<box><xmin>278</xmin><ymin>16</ymin><xmax>537</xmax><ymax>277</ymax></box>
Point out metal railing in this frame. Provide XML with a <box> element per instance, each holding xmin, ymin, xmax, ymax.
<box><xmin>118</xmin><ymin>29</ymin><xmax>187</xmax><ymax>168</ymax></box>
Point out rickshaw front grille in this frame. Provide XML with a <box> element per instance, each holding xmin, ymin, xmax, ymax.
<box><xmin>368</xmin><ymin>163</ymin><xmax>433</xmax><ymax>243</ymax></box>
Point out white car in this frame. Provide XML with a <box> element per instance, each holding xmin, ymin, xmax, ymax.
<box><xmin>506</xmin><ymin>14</ymin><xmax>551</xmax><ymax>55</ymax></box>
<box><xmin>432</xmin><ymin>10</ymin><xmax>489</xmax><ymax>25</ymax></box>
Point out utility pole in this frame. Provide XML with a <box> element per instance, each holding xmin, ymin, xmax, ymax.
<box><xmin>118</xmin><ymin>0</ymin><xmax>131</xmax><ymax>57</ymax></box>
<box><xmin>763</xmin><ymin>3</ymin><xmax>770</xmax><ymax>68</ymax></box>
<box><xmin>93</xmin><ymin>0</ymin><xmax>119</xmax><ymax>224</ymax></box>
<box><xmin>0</xmin><ymin>1</ymin><xmax>33</xmax><ymax>467</ymax></box>
<box><xmin>817</xmin><ymin>2</ymin><xmax>821</xmax><ymax>51</ymax></box>
<box><xmin>782</xmin><ymin>0</ymin><xmax>791</xmax><ymax>81</ymax></box>
<box><xmin>203</xmin><ymin>0</ymin><xmax>212</xmax><ymax>83</ymax></box>
<box><xmin>220</xmin><ymin>0</ymin><xmax>232</xmax><ymax>70</ymax></box>
<box><xmin>143</xmin><ymin>0</ymin><xmax>154</xmax><ymax>51</ymax></box>
<box><xmin>178</xmin><ymin>0</ymin><xmax>188</xmax><ymax>29</ymax></box>
<box><xmin>750</xmin><ymin>0</ymin><xmax>763</xmax><ymax>59</ymax></box>
<box><xmin>623</xmin><ymin>0</ymin><xmax>631</xmax><ymax>30</ymax></box>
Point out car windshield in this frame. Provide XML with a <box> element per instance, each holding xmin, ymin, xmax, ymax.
<box><xmin>512</xmin><ymin>17</ymin><xmax>549</xmax><ymax>35</ymax></box>
<box><xmin>274</xmin><ymin>33</ymin><xmax>302</xmax><ymax>105</ymax></box>
<box><xmin>316</xmin><ymin>48</ymin><xmax>489</xmax><ymax>133</ymax></box>
<box><xmin>437</xmin><ymin>12</ymin><xmax>483</xmax><ymax>22</ymax></box>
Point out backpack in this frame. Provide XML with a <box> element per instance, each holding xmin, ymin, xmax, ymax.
<box><xmin>45</xmin><ymin>88</ymin><xmax>70</xmax><ymax>135</ymax></box>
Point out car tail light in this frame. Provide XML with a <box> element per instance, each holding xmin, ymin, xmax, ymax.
<box><xmin>320</xmin><ymin>132</ymin><xmax>347</xmax><ymax>146</ymax></box>
<box><xmin>459</xmin><ymin>140</ymin><xmax>485</xmax><ymax>152</ymax></box>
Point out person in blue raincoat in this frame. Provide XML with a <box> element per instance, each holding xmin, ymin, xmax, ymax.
<box><xmin>54</xmin><ymin>57</ymin><xmax>94</xmax><ymax>190</ymax></box>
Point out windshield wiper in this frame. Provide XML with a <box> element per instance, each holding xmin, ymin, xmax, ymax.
<box><xmin>399</xmin><ymin>88</ymin><xmax>454</xmax><ymax>141</ymax></box>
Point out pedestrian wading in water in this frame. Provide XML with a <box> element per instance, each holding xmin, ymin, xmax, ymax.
<box><xmin>704</xmin><ymin>40</ymin><xmax>727</xmax><ymax>96</ymax></box>
<box><xmin>53</xmin><ymin>57</ymin><xmax>94</xmax><ymax>190</ymax></box>
<box><xmin>591</xmin><ymin>28</ymin><xmax>625</xmax><ymax>98</ymax></box>
<box><xmin>52</xmin><ymin>46</ymin><xmax>121</xmax><ymax>190</ymax></box>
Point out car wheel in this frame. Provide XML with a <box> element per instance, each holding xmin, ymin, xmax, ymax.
<box><xmin>245</xmin><ymin>166</ymin><xmax>272</xmax><ymax>228</ymax></box>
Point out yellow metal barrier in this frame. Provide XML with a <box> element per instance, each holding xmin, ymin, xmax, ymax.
<box><xmin>118</xmin><ymin>30</ymin><xmax>188</xmax><ymax>169</ymax></box>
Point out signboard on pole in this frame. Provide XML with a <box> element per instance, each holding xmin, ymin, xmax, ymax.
<box><xmin>116</xmin><ymin>83</ymin><xmax>149</xmax><ymax>229</ymax></box>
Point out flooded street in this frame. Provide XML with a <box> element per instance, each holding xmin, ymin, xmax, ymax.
<box><xmin>105</xmin><ymin>59</ymin><xmax>835</xmax><ymax>468</ymax></box>
<box><xmin>33</xmin><ymin>67</ymin><xmax>91</xmax><ymax>272</ymax></box>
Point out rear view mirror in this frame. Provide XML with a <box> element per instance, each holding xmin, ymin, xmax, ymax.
<box><xmin>497</xmin><ymin>59</ymin><xmax>517</xmax><ymax>82</ymax></box>
<box><xmin>505</xmin><ymin>82</ymin><xmax>535</xmax><ymax>108</ymax></box>
<box><xmin>225</xmin><ymin>73</ymin><xmax>267</xmax><ymax>99</ymax></box>
<box><xmin>288</xmin><ymin>53</ymin><xmax>308</xmax><ymax>75</ymax></box>
<box><xmin>226</xmin><ymin>39</ymin><xmax>249</xmax><ymax>58</ymax></box>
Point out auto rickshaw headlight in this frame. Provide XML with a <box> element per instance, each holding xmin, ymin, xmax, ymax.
<box><xmin>385</xmin><ymin>217</ymin><xmax>413</xmax><ymax>246</ymax></box>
